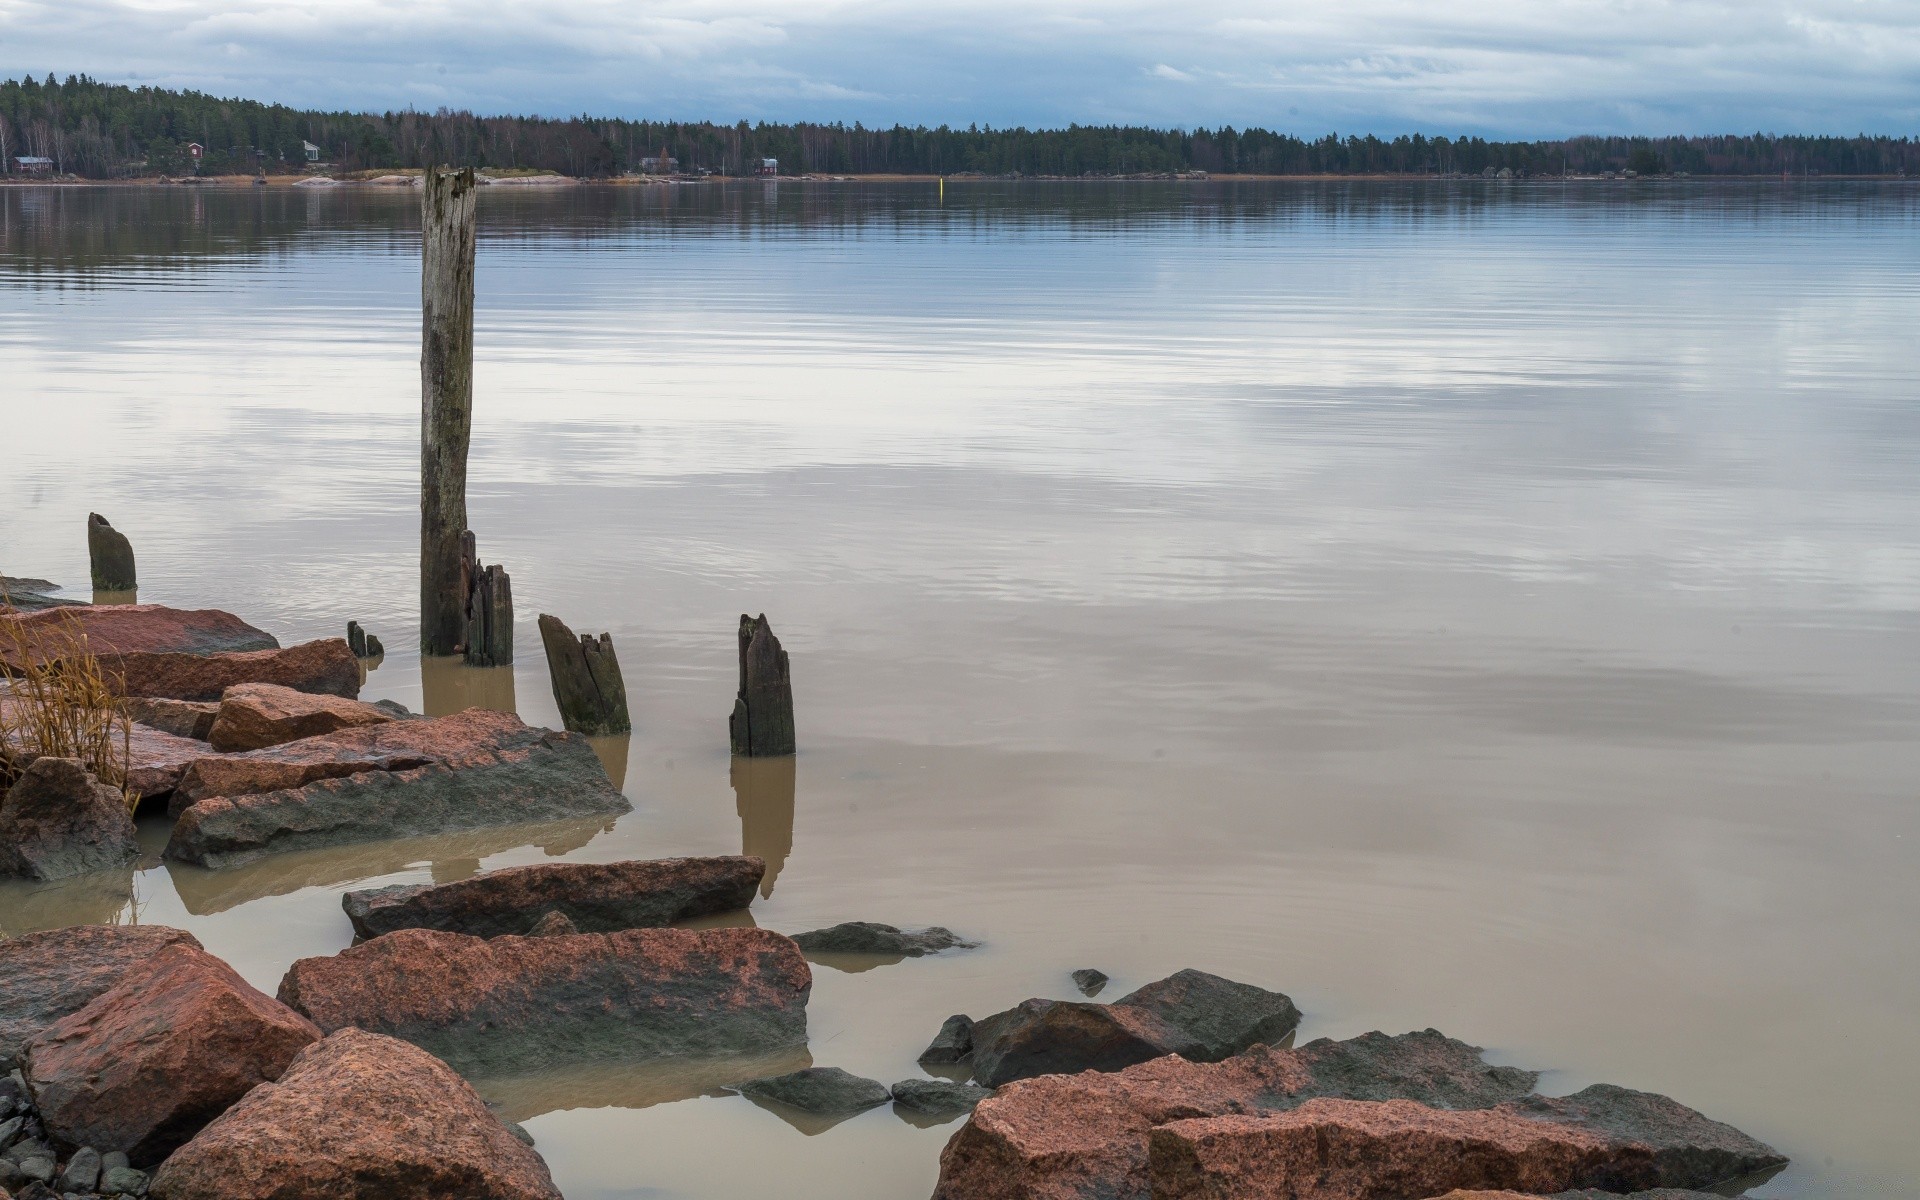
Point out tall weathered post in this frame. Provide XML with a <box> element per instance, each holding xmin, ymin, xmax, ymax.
<box><xmin>419</xmin><ymin>167</ymin><xmax>479</xmax><ymax>656</ymax></box>
<box><xmin>87</xmin><ymin>513</ymin><xmax>136</xmax><ymax>592</ymax></box>
<box><xmin>538</xmin><ymin>613</ymin><xmax>630</xmax><ymax>735</ymax></box>
<box><xmin>729</xmin><ymin>613</ymin><xmax>795</xmax><ymax>757</ymax></box>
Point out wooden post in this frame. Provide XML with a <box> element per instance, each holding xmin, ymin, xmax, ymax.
<box><xmin>729</xmin><ymin>613</ymin><xmax>795</xmax><ymax>756</ymax></box>
<box><xmin>86</xmin><ymin>513</ymin><xmax>136</xmax><ymax>591</ymax></box>
<box><xmin>537</xmin><ymin>613</ymin><xmax>630</xmax><ymax>735</ymax></box>
<box><xmin>420</xmin><ymin>166</ymin><xmax>478</xmax><ymax>656</ymax></box>
<box><xmin>460</xmin><ymin>531</ymin><xmax>513</xmax><ymax>667</ymax></box>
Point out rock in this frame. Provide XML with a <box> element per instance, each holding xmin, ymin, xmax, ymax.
<box><xmin>0</xmin><ymin>1159</ymin><xmax>17</xmax><ymax>1190</ymax></box>
<box><xmin>933</xmin><ymin>1029</ymin><xmax>1541</xmax><ymax>1200</ymax></box>
<box><xmin>1145</xmin><ymin>1099</ymin><xmax>1645</xmax><ymax>1199</ymax></box>
<box><xmin>526</xmin><ymin>911</ymin><xmax>578</xmax><ymax>936</ymax></box>
<box><xmin>892</xmin><ymin>1078</ymin><xmax>994</xmax><ymax>1115</ymax></box>
<box><xmin>729</xmin><ymin>613</ymin><xmax>794</xmax><ymax>756</ymax></box>
<box><xmin>738</xmin><ymin>1067</ymin><xmax>890</xmax><ymax>1115</ymax></box>
<box><xmin>966</xmin><ymin>969</ymin><xmax>1299</xmax><ymax>1088</ymax></box>
<box><xmin>1072</xmin><ymin>968</ymin><xmax>1108</xmax><ymax>996</ymax></box>
<box><xmin>1112</xmin><ymin>968</ymin><xmax>1301</xmax><ymax>1061</ymax></box>
<box><xmin>919</xmin><ymin>1015</ymin><xmax>975</xmax><ymax>1064</ymax></box>
<box><xmin>1507</xmin><ymin>1084</ymin><xmax>1788</xmax><ymax>1189</ymax></box>
<box><xmin>1432</xmin><ymin>1192</ymin><xmax>1733</xmax><ymax>1199</ymax></box>
<box><xmin>118</xmin><ymin>698</ymin><xmax>217</xmax><ymax>741</ymax></box>
<box><xmin>146</xmin><ymin>1028</ymin><xmax>560</xmax><ymax>1200</ymax></box>
<box><xmin>0</xmin><ymin>926</ymin><xmax>203</xmax><ymax>1073</ymax></box>
<box><xmin>536</xmin><ymin>614</ymin><xmax>630</xmax><ymax>736</ymax></box>
<box><xmin>0</xmin><ymin>606</ymin><xmax>274</xmax><ymax>674</ymax></box>
<box><xmin>0</xmin><ymin>759</ymin><xmax>138</xmax><ymax>881</ymax></box>
<box><xmin>205</xmin><ymin>682</ymin><xmax>395</xmax><ymax>752</ymax></box>
<box><xmin>101</xmin><ymin>1152</ymin><xmax>129</xmax><ymax>1173</ymax></box>
<box><xmin>14</xmin><ymin>1157</ymin><xmax>50</xmax><ymax>1185</ymax></box>
<box><xmin>0</xmin><ymin>579</ymin><xmax>74</xmax><ymax>615</ymax></box>
<box><xmin>123</xmin><ymin>723</ymin><xmax>219</xmax><ymax>800</ymax></box>
<box><xmin>791</xmin><ymin>922</ymin><xmax>975</xmax><ymax>957</ymax></box>
<box><xmin>341</xmin><ymin>855</ymin><xmax>764</xmax><ymax>939</ymax></box>
<box><xmin>53</xmin><ymin>1146</ymin><xmax>98</xmax><ymax>1192</ymax></box>
<box><xmin>86</xmin><ymin>516</ymin><xmax>137</xmax><ymax>592</ymax></box>
<box><xmin>277</xmin><ymin>926</ymin><xmax>811</xmax><ymax>1077</ymax></box>
<box><xmin>165</xmin><ymin>710</ymin><xmax>630</xmax><ymax>869</ymax></box>
<box><xmin>16</xmin><ymin>1180</ymin><xmax>52</xmax><ymax>1200</ymax></box>
<box><xmin>109</xmin><ymin>640</ymin><xmax>360</xmax><ymax>702</ymax></box>
<box><xmin>100</xmin><ymin>1163</ymin><xmax>149</xmax><ymax>1194</ymax></box>
<box><xmin>24</xmin><ymin>943</ymin><xmax>321</xmax><ymax>1166</ymax></box>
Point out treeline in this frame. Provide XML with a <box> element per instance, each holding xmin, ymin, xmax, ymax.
<box><xmin>3</xmin><ymin>74</ymin><xmax>1916</xmax><ymax>179</ymax></box>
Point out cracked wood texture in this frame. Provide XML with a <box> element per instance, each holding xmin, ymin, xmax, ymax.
<box><xmin>538</xmin><ymin>613</ymin><xmax>629</xmax><ymax>735</ymax></box>
<box><xmin>460</xmin><ymin>531</ymin><xmax>513</xmax><ymax>666</ymax></box>
<box><xmin>419</xmin><ymin>167</ymin><xmax>478</xmax><ymax>657</ymax></box>
<box><xmin>730</xmin><ymin>613</ymin><xmax>795</xmax><ymax>757</ymax></box>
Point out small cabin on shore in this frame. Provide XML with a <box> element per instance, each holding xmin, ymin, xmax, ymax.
<box><xmin>13</xmin><ymin>156</ymin><xmax>53</xmax><ymax>175</ymax></box>
<box><xmin>303</xmin><ymin>140</ymin><xmax>322</xmax><ymax>163</ymax></box>
<box><xmin>640</xmin><ymin>150</ymin><xmax>678</xmax><ymax>174</ymax></box>
<box><xmin>755</xmin><ymin>157</ymin><xmax>778</xmax><ymax>176</ymax></box>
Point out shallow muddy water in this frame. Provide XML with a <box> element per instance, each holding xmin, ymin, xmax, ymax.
<box><xmin>2</xmin><ymin>180</ymin><xmax>1917</xmax><ymax>1198</ymax></box>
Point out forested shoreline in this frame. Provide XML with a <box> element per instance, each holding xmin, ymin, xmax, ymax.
<box><xmin>3</xmin><ymin>74</ymin><xmax>1915</xmax><ymax>179</ymax></box>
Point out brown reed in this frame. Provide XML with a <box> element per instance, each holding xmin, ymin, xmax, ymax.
<box><xmin>0</xmin><ymin>590</ymin><xmax>135</xmax><ymax>810</ymax></box>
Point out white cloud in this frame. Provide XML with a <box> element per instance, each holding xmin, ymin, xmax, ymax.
<box><xmin>2</xmin><ymin>0</ymin><xmax>1916</xmax><ymax>133</ymax></box>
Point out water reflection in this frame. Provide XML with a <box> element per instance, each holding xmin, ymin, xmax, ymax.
<box><xmin>587</xmin><ymin>734</ymin><xmax>630</xmax><ymax>791</ymax></box>
<box><xmin>0</xmin><ymin>869</ymin><xmax>138</xmax><ymax>934</ymax></box>
<box><xmin>420</xmin><ymin>656</ymin><xmax>518</xmax><ymax>716</ymax></box>
<box><xmin>479</xmin><ymin>1047</ymin><xmax>814</xmax><ymax>1123</ymax></box>
<box><xmin>730</xmin><ymin>755</ymin><xmax>794</xmax><ymax>898</ymax></box>
<box><xmin>91</xmin><ymin>588</ymin><xmax>137</xmax><ymax>606</ymax></box>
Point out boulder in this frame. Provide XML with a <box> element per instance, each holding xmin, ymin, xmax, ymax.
<box><xmin>125</xmin><ymin>722</ymin><xmax>217</xmax><ymax>799</ymax></box>
<box><xmin>146</xmin><ymin>1028</ymin><xmax>561</xmax><ymax>1200</ymax></box>
<box><xmin>919</xmin><ymin>1014</ymin><xmax>975</xmax><ymax>1064</ymax></box>
<box><xmin>967</xmin><ymin>969</ymin><xmax>1299</xmax><ymax>1087</ymax></box>
<box><xmin>100</xmin><ymin>1163</ymin><xmax>149</xmax><ymax>1194</ymax></box>
<box><xmin>791</xmin><ymin>921</ymin><xmax>976</xmax><ymax>957</ymax></box>
<box><xmin>1433</xmin><ymin>1192</ymin><xmax>1734</xmax><ymax>1199</ymax></box>
<box><xmin>934</xmin><ymin>1030</ymin><xmax>1541</xmax><ymax>1200</ymax></box>
<box><xmin>24</xmin><ymin>942</ymin><xmax>321</xmax><ymax>1166</ymax></box>
<box><xmin>110</xmin><ymin>639</ymin><xmax>360</xmax><ymax>702</ymax></box>
<box><xmin>0</xmin><ymin>606</ymin><xmax>275</xmax><ymax>673</ymax></box>
<box><xmin>1146</xmin><ymin>1099</ymin><xmax>1647</xmax><ymax>1199</ymax></box>
<box><xmin>341</xmin><ymin>855</ymin><xmax>764</xmax><ymax>940</ymax></box>
<box><xmin>54</xmin><ymin>1146</ymin><xmax>99</xmax><ymax>1192</ymax></box>
<box><xmin>1508</xmin><ymin>1084</ymin><xmax>1789</xmax><ymax>1189</ymax></box>
<box><xmin>0</xmin><ymin>925</ymin><xmax>203</xmax><ymax>1072</ymax></box>
<box><xmin>0</xmin><ymin>758</ymin><xmax>137</xmax><ymax>881</ymax></box>
<box><xmin>277</xmin><ymin>926</ymin><xmax>810</xmax><ymax>1077</ymax></box>
<box><xmin>206</xmin><ymin>683</ymin><xmax>395</xmax><ymax>752</ymax></box>
<box><xmin>1072</xmin><ymin>968</ymin><xmax>1108</xmax><ymax>996</ymax></box>
<box><xmin>165</xmin><ymin>710</ymin><xmax>630</xmax><ymax>868</ymax></box>
<box><xmin>893</xmin><ymin>1078</ymin><xmax>994</xmax><ymax>1115</ymax></box>
<box><xmin>738</xmin><ymin>1067</ymin><xmax>890</xmax><ymax>1115</ymax></box>
<box><xmin>120</xmin><ymin>697</ymin><xmax>218</xmax><ymax>741</ymax></box>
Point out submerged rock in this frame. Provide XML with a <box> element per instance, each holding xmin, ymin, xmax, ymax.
<box><xmin>24</xmin><ymin>942</ymin><xmax>321</xmax><ymax>1166</ymax></box>
<box><xmin>0</xmin><ymin>925</ymin><xmax>203</xmax><ymax>1072</ymax></box>
<box><xmin>147</xmin><ymin>1028</ymin><xmax>561</xmax><ymax>1200</ymax></box>
<box><xmin>164</xmin><ymin>710</ymin><xmax>630</xmax><ymax>869</ymax></box>
<box><xmin>1072</xmin><ymin>968</ymin><xmax>1109</xmax><ymax>996</ymax></box>
<box><xmin>0</xmin><ymin>758</ymin><xmax>138</xmax><ymax>881</ymax></box>
<box><xmin>919</xmin><ymin>1014</ymin><xmax>975</xmax><ymax>1064</ymax></box>
<box><xmin>738</xmin><ymin>1067</ymin><xmax>890</xmax><ymax>1115</ymax></box>
<box><xmin>341</xmin><ymin>855</ymin><xmax>763</xmax><ymax>940</ymax></box>
<box><xmin>1508</xmin><ymin>1084</ymin><xmax>1790</xmax><ymax>1190</ymax></box>
<box><xmin>206</xmin><ymin>682</ymin><xmax>395</xmax><ymax>752</ymax></box>
<box><xmin>892</xmin><ymin>1078</ymin><xmax>994</xmax><ymax>1115</ymax></box>
<box><xmin>791</xmin><ymin>921</ymin><xmax>976</xmax><ymax>957</ymax></box>
<box><xmin>277</xmin><ymin>926</ymin><xmax>811</xmax><ymax>1077</ymax></box>
<box><xmin>110</xmin><ymin>639</ymin><xmax>360</xmax><ymax>702</ymax></box>
<box><xmin>1112</xmin><ymin>968</ymin><xmax>1302</xmax><ymax>1061</ymax></box>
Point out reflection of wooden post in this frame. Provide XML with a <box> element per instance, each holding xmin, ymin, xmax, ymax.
<box><xmin>538</xmin><ymin>613</ymin><xmax>629</xmax><ymax>735</ymax></box>
<box><xmin>731</xmin><ymin>753</ymin><xmax>795</xmax><ymax>897</ymax></box>
<box><xmin>87</xmin><ymin>513</ymin><xmax>136</xmax><ymax>591</ymax></box>
<box><xmin>460</xmin><ymin>531</ymin><xmax>513</xmax><ymax>666</ymax></box>
<box><xmin>420</xmin><ymin>166</ymin><xmax>478</xmax><ymax>656</ymax></box>
<box><xmin>729</xmin><ymin>613</ymin><xmax>795</xmax><ymax>756</ymax></box>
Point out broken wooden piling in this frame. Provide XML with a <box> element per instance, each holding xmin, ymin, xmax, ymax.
<box><xmin>460</xmin><ymin>532</ymin><xmax>513</xmax><ymax>667</ymax></box>
<box><xmin>419</xmin><ymin>166</ymin><xmax>479</xmax><ymax>657</ymax></box>
<box><xmin>729</xmin><ymin>614</ymin><xmax>795</xmax><ymax>757</ymax></box>
<box><xmin>347</xmin><ymin>622</ymin><xmax>386</xmax><ymax>659</ymax></box>
<box><xmin>538</xmin><ymin>613</ymin><xmax>630</xmax><ymax>735</ymax></box>
<box><xmin>86</xmin><ymin>513</ymin><xmax>136</xmax><ymax>592</ymax></box>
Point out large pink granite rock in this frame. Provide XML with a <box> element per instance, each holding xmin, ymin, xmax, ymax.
<box><xmin>206</xmin><ymin>683</ymin><xmax>395</xmax><ymax>752</ymax></box>
<box><xmin>0</xmin><ymin>925</ymin><xmax>203</xmax><ymax>1072</ymax></box>
<box><xmin>110</xmin><ymin>639</ymin><xmax>361</xmax><ymax>701</ymax></box>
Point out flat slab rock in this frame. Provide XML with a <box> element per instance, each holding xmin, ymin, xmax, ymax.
<box><xmin>0</xmin><ymin>925</ymin><xmax>203</xmax><ymax>1073</ymax></box>
<box><xmin>738</xmin><ymin>1067</ymin><xmax>891</xmax><ymax>1115</ymax></box>
<box><xmin>0</xmin><ymin>605</ymin><xmax>277</xmax><ymax>672</ymax></box>
<box><xmin>277</xmin><ymin>926</ymin><xmax>811</xmax><ymax>1077</ymax></box>
<box><xmin>147</xmin><ymin>1028</ymin><xmax>560</xmax><ymax>1200</ymax></box>
<box><xmin>342</xmin><ymin>855</ymin><xmax>765</xmax><ymax>939</ymax></box>
<box><xmin>111</xmin><ymin>639</ymin><xmax>361</xmax><ymax>702</ymax></box>
<box><xmin>969</xmin><ymin>968</ymin><xmax>1302</xmax><ymax>1087</ymax></box>
<box><xmin>164</xmin><ymin>709</ymin><xmax>631</xmax><ymax>869</ymax></box>
<box><xmin>122</xmin><ymin>697</ymin><xmax>219</xmax><ymax>741</ymax></box>
<box><xmin>791</xmin><ymin>921</ymin><xmax>976</xmax><ymax>957</ymax></box>
<box><xmin>932</xmin><ymin>1029</ymin><xmax>1785</xmax><ymax>1200</ymax></box>
<box><xmin>893</xmin><ymin>1078</ymin><xmax>995</xmax><ymax>1115</ymax></box>
<box><xmin>126</xmin><ymin>721</ymin><xmax>219</xmax><ymax>799</ymax></box>
<box><xmin>24</xmin><ymin>942</ymin><xmax>321</xmax><ymax>1166</ymax></box>
<box><xmin>206</xmin><ymin>682</ymin><xmax>395</xmax><ymax>752</ymax></box>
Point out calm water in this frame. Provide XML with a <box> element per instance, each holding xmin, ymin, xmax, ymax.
<box><xmin>2</xmin><ymin>180</ymin><xmax>1917</xmax><ymax>1199</ymax></box>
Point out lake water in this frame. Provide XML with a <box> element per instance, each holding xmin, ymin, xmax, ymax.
<box><xmin>2</xmin><ymin>180</ymin><xmax>1917</xmax><ymax>1199</ymax></box>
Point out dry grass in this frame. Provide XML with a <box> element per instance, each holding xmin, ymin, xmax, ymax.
<box><xmin>0</xmin><ymin>592</ymin><xmax>134</xmax><ymax>809</ymax></box>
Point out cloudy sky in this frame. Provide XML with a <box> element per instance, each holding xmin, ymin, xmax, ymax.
<box><xmin>2</xmin><ymin>0</ymin><xmax>1916</xmax><ymax>135</ymax></box>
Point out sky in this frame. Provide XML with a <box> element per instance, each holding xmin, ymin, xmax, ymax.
<box><xmin>2</xmin><ymin>0</ymin><xmax>1917</xmax><ymax>136</ymax></box>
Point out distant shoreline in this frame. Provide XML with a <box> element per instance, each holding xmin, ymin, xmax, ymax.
<box><xmin>2</xmin><ymin>171</ymin><xmax>1912</xmax><ymax>188</ymax></box>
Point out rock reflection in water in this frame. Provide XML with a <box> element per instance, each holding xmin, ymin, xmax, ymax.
<box><xmin>478</xmin><ymin>1046</ymin><xmax>814</xmax><ymax>1124</ymax></box>
<box><xmin>420</xmin><ymin>656</ymin><xmax>517</xmax><ymax>717</ymax></box>
<box><xmin>730</xmin><ymin>755</ymin><xmax>794</xmax><ymax>898</ymax></box>
<box><xmin>91</xmin><ymin>588</ymin><xmax>137</xmax><ymax>606</ymax></box>
<box><xmin>0</xmin><ymin>868</ymin><xmax>138</xmax><ymax>934</ymax></box>
<box><xmin>586</xmin><ymin>734</ymin><xmax>630</xmax><ymax>791</ymax></box>
<box><xmin>164</xmin><ymin>814</ymin><xmax>617</xmax><ymax>914</ymax></box>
